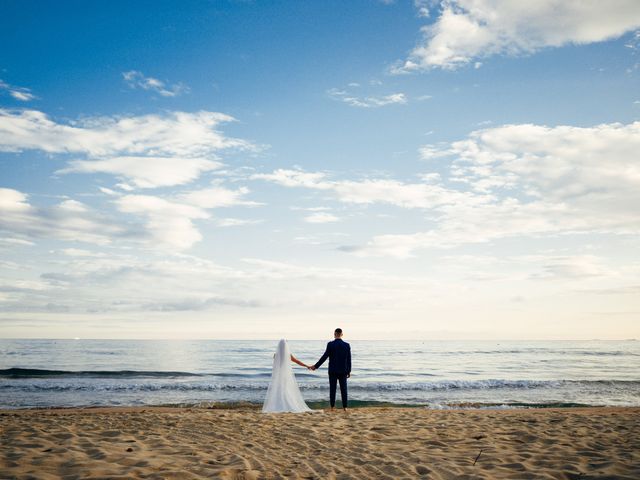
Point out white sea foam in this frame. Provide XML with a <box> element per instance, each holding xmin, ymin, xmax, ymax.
<box><xmin>1</xmin><ymin>339</ymin><xmax>639</xmax><ymax>408</ymax></box>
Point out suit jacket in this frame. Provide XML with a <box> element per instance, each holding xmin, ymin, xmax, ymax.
<box><xmin>314</xmin><ymin>338</ymin><xmax>351</xmax><ymax>375</ymax></box>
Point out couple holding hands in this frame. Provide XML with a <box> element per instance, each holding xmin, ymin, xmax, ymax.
<box><xmin>262</xmin><ymin>328</ymin><xmax>351</xmax><ymax>413</ymax></box>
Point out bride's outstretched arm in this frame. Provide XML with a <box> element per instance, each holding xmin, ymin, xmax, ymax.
<box><xmin>290</xmin><ymin>354</ymin><xmax>309</xmax><ymax>368</ymax></box>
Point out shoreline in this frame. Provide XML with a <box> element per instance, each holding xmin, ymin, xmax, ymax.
<box><xmin>2</xmin><ymin>406</ymin><xmax>638</xmax><ymax>479</ymax></box>
<box><xmin>1</xmin><ymin>403</ymin><xmax>637</xmax><ymax>414</ymax></box>
<box><xmin>1</xmin><ymin>398</ymin><xmax>626</xmax><ymax>411</ymax></box>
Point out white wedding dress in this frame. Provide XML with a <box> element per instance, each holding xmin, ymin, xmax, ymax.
<box><xmin>262</xmin><ymin>339</ymin><xmax>311</xmax><ymax>413</ymax></box>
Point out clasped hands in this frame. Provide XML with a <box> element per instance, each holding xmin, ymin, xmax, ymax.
<box><xmin>304</xmin><ymin>365</ymin><xmax>350</xmax><ymax>378</ymax></box>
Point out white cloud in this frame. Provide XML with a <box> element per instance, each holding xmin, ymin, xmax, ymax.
<box><xmin>0</xmin><ymin>109</ymin><xmax>251</xmax><ymax>189</ymax></box>
<box><xmin>0</xmin><ymin>109</ymin><xmax>244</xmax><ymax>157</ymax></box>
<box><xmin>0</xmin><ymin>188</ymin><xmax>125</xmax><ymax>246</ymax></box>
<box><xmin>113</xmin><ymin>184</ymin><xmax>260</xmax><ymax>245</ymax></box>
<box><xmin>178</xmin><ymin>185</ymin><xmax>261</xmax><ymax>209</ymax></box>
<box><xmin>0</xmin><ymin>253</ymin><xmax>259</xmax><ymax>314</ymax></box>
<box><xmin>532</xmin><ymin>255</ymin><xmax>613</xmax><ymax>280</ymax></box>
<box><xmin>327</xmin><ymin>88</ymin><xmax>408</xmax><ymax>108</ymax></box>
<box><xmin>216</xmin><ymin>218</ymin><xmax>262</xmax><ymax>227</ymax></box>
<box><xmin>253</xmin><ymin>168</ymin><xmax>478</xmax><ymax>209</ymax></box>
<box><xmin>107</xmin><ymin>185</ymin><xmax>260</xmax><ymax>249</ymax></box>
<box><xmin>0</xmin><ymin>80</ymin><xmax>36</xmax><ymax>101</ymax></box>
<box><xmin>254</xmin><ymin>169</ymin><xmax>330</xmax><ymax>188</ymax></box>
<box><xmin>60</xmin><ymin>248</ymin><xmax>106</xmax><ymax>257</ymax></box>
<box><xmin>624</xmin><ymin>28</ymin><xmax>640</xmax><ymax>50</ymax></box>
<box><xmin>0</xmin><ymin>279</ymin><xmax>53</xmax><ymax>293</ymax></box>
<box><xmin>434</xmin><ymin>121</ymin><xmax>640</xmax><ymax>209</ymax></box>
<box><xmin>122</xmin><ymin>70</ymin><xmax>189</xmax><ymax>97</ymax></box>
<box><xmin>396</xmin><ymin>0</ymin><xmax>640</xmax><ymax>71</ymax></box>
<box><xmin>0</xmin><ymin>250</ymin><xmax>441</xmax><ymax>320</ymax></box>
<box><xmin>414</xmin><ymin>0</ymin><xmax>433</xmax><ymax>18</ymax></box>
<box><xmin>352</xmin><ymin>121</ymin><xmax>640</xmax><ymax>257</ymax></box>
<box><xmin>304</xmin><ymin>212</ymin><xmax>340</xmax><ymax>223</ymax></box>
<box><xmin>339</xmin><ymin>234</ymin><xmax>426</xmax><ymax>259</ymax></box>
<box><xmin>9</xmin><ymin>90</ymin><xmax>36</xmax><ymax>101</ymax></box>
<box><xmin>98</xmin><ymin>187</ymin><xmax>119</xmax><ymax>196</ymax></box>
<box><xmin>257</xmin><ymin>121</ymin><xmax>640</xmax><ymax>258</ymax></box>
<box><xmin>0</xmin><ymin>104</ymin><xmax>263</xmax><ymax>250</ymax></box>
<box><xmin>333</xmin><ymin>179</ymin><xmax>472</xmax><ymax>208</ymax></box>
<box><xmin>345</xmin><ymin>200</ymin><xmax>575</xmax><ymax>258</ymax></box>
<box><xmin>0</xmin><ymin>183</ymin><xmax>260</xmax><ymax>251</ymax></box>
<box><xmin>115</xmin><ymin>194</ymin><xmax>209</xmax><ymax>250</ymax></box>
<box><xmin>115</xmin><ymin>183</ymin><xmax>135</xmax><ymax>192</ymax></box>
<box><xmin>59</xmin><ymin>156</ymin><xmax>222</xmax><ymax>189</ymax></box>
<box><xmin>0</xmin><ymin>237</ymin><xmax>34</xmax><ymax>247</ymax></box>
<box><xmin>290</xmin><ymin>206</ymin><xmax>331</xmax><ymax>212</ymax></box>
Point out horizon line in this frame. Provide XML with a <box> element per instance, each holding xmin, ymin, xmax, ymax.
<box><xmin>1</xmin><ymin>337</ymin><xmax>637</xmax><ymax>342</ymax></box>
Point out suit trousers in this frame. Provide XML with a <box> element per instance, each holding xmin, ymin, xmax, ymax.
<box><xmin>329</xmin><ymin>373</ymin><xmax>348</xmax><ymax>408</ymax></box>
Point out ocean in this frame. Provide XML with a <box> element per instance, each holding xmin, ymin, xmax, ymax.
<box><xmin>1</xmin><ymin>339</ymin><xmax>638</xmax><ymax>409</ymax></box>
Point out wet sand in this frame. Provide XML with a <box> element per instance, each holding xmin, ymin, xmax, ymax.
<box><xmin>1</xmin><ymin>406</ymin><xmax>639</xmax><ymax>479</ymax></box>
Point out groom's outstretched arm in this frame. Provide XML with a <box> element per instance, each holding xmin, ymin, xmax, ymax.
<box><xmin>313</xmin><ymin>342</ymin><xmax>331</xmax><ymax>370</ymax></box>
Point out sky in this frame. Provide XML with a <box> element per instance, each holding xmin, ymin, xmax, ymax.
<box><xmin>0</xmin><ymin>0</ymin><xmax>639</xmax><ymax>340</ymax></box>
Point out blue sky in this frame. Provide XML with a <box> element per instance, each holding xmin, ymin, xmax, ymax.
<box><xmin>1</xmin><ymin>0</ymin><xmax>639</xmax><ymax>339</ymax></box>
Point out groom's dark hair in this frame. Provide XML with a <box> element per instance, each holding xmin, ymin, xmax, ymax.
<box><xmin>334</xmin><ymin>328</ymin><xmax>342</xmax><ymax>335</ymax></box>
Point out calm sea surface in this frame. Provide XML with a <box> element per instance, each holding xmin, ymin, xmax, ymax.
<box><xmin>1</xmin><ymin>339</ymin><xmax>639</xmax><ymax>409</ymax></box>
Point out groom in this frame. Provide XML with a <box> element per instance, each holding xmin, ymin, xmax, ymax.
<box><xmin>311</xmin><ymin>328</ymin><xmax>351</xmax><ymax>411</ymax></box>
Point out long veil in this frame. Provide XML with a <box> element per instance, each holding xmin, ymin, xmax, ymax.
<box><xmin>262</xmin><ymin>339</ymin><xmax>311</xmax><ymax>413</ymax></box>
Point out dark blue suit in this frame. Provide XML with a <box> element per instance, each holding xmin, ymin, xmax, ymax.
<box><xmin>314</xmin><ymin>338</ymin><xmax>351</xmax><ymax>408</ymax></box>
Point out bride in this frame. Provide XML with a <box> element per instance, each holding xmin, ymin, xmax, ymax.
<box><xmin>262</xmin><ymin>339</ymin><xmax>312</xmax><ymax>413</ymax></box>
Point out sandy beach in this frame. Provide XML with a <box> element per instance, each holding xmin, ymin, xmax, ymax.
<box><xmin>1</xmin><ymin>406</ymin><xmax>638</xmax><ymax>479</ymax></box>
